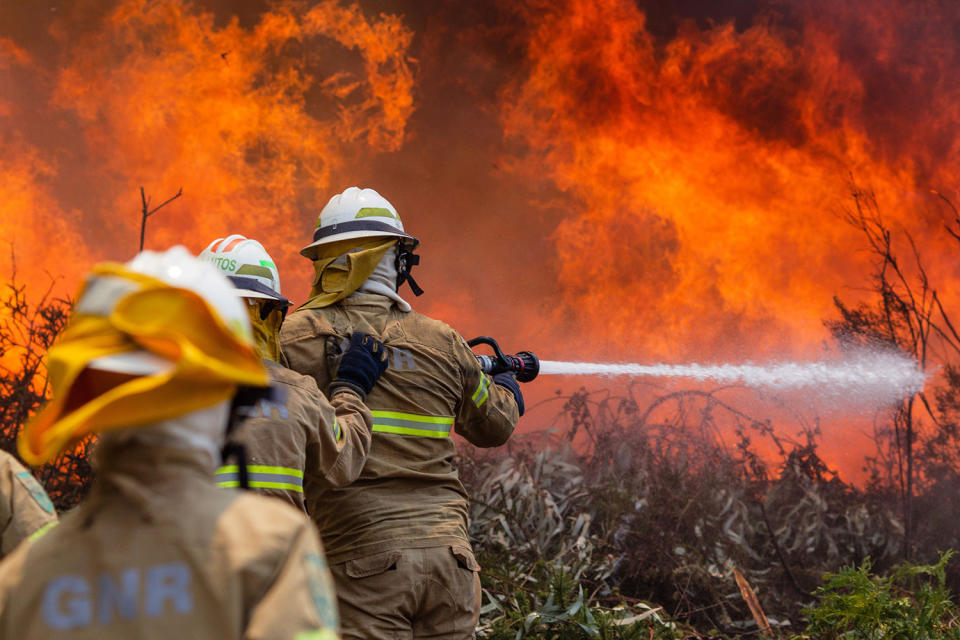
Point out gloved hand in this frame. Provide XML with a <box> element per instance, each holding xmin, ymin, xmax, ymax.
<box><xmin>328</xmin><ymin>332</ymin><xmax>389</xmax><ymax>399</ymax></box>
<box><xmin>493</xmin><ymin>372</ymin><xmax>524</xmax><ymax>416</ymax></box>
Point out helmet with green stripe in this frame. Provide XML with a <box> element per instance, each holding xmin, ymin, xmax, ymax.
<box><xmin>299</xmin><ymin>186</ymin><xmax>419</xmax><ymax>260</ymax></box>
<box><xmin>199</xmin><ymin>235</ymin><xmax>290</xmax><ymax>305</ymax></box>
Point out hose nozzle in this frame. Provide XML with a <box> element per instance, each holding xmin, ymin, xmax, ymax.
<box><xmin>468</xmin><ymin>336</ymin><xmax>539</xmax><ymax>383</ymax></box>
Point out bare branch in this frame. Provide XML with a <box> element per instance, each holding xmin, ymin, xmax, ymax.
<box><xmin>139</xmin><ymin>186</ymin><xmax>183</xmax><ymax>251</ymax></box>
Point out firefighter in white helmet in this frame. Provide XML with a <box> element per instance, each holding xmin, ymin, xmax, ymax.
<box><xmin>281</xmin><ymin>187</ymin><xmax>528</xmax><ymax>639</ymax></box>
<box><xmin>199</xmin><ymin>235</ymin><xmax>384</xmax><ymax>511</ymax></box>
<box><xmin>0</xmin><ymin>247</ymin><xmax>339</xmax><ymax>639</ymax></box>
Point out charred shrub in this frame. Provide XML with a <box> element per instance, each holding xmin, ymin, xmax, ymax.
<box><xmin>462</xmin><ymin>386</ymin><xmax>905</xmax><ymax>635</ymax></box>
<box><xmin>0</xmin><ymin>268</ymin><xmax>91</xmax><ymax>511</ymax></box>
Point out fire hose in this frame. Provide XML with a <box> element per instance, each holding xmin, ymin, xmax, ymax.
<box><xmin>468</xmin><ymin>336</ymin><xmax>539</xmax><ymax>382</ymax></box>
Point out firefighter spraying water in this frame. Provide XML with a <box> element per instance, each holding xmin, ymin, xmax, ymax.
<box><xmin>281</xmin><ymin>186</ymin><xmax>524</xmax><ymax>640</ymax></box>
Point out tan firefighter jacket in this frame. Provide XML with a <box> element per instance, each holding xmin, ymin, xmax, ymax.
<box><xmin>0</xmin><ymin>448</ymin><xmax>57</xmax><ymax>558</ymax></box>
<box><xmin>216</xmin><ymin>360</ymin><xmax>373</xmax><ymax>512</ymax></box>
<box><xmin>280</xmin><ymin>294</ymin><xmax>519</xmax><ymax>564</ymax></box>
<box><xmin>0</xmin><ymin>441</ymin><xmax>339</xmax><ymax>640</ymax></box>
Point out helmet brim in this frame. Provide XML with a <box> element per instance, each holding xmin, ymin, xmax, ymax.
<box><xmin>299</xmin><ymin>229</ymin><xmax>419</xmax><ymax>260</ymax></box>
<box><xmin>226</xmin><ymin>276</ymin><xmax>291</xmax><ymax>306</ymax></box>
<box><xmin>237</xmin><ymin>291</ymin><xmax>278</xmax><ymax>300</ymax></box>
<box><xmin>87</xmin><ymin>351</ymin><xmax>175</xmax><ymax>376</ymax></box>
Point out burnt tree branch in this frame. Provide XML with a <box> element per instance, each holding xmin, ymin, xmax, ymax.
<box><xmin>139</xmin><ymin>186</ymin><xmax>183</xmax><ymax>251</ymax></box>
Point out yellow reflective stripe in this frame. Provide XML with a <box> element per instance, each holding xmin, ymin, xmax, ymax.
<box><xmin>472</xmin><ymin>374</ymin><xmax>490</xmax><ymax>408</ymax></box>
<box><xmin>373</xmin><ymin>425</ymin><xmax>450</xmax><ymax>438</ymax></box>
<box><xmin>29</xmin><ymin>521</ymin><xmax>58</xmax><ymax>542</ymax></box>
<box><xmin>215</xmin><ymin>464</ymin><xmax>303</xmax><ymax>478</ymax></box>
<box><xmin>370</xmin><ymin>410</ymin><xmax>454</xmax><ymax>438</ymax></box>
<box><xmin>217</xmin><ymin>480</ymin><xmax>304</xmax><ymax>492</ymax></box>
<box><xmin>294</xmin><ymin>630</ymin><xmax>339</xmax><ymax>640</ymax></box>
<box><xmin>215</xmin><ymin>464</ymin><xmax>305</xmax><ymax>492</ymax></box>
<box><xmin>370</xmin><ymin>411</ymin><xmax>454</xmax><ymax>424</ymax></box>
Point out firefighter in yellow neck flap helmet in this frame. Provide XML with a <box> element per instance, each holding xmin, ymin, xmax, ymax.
<box><xmin>281</xmin><ymin>187</ymin><xmax>531</xmax><ymax>640</ymax></box>
<box><xmin>198</xmin><ymin>234</ymin><xmax>385</xmax><ymax>512</ymax></box>
<box><xmin>0</xmin><ymin>247</ymin><xmax>340</xmax><ymax>640</ymax></box>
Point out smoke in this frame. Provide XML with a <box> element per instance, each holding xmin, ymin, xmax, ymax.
<box><xmin>4</xmin><ymin>0</ymin><xmax>960</xmax><ymax>479</ymax></box>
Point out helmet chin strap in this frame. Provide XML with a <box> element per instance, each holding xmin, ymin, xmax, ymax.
<box><xmin>396</xmin><ymin>245</ymin><xmax>424</xmax><ymax>296</ymax></box>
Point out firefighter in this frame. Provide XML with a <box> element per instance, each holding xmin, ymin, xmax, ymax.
<box><xmin>0</xmin><ymin>247</ymin><xmax>339</xmax><ymax>639</ymax></box>
<box><xmin>281</xmin><ymin>187</ymin><xmax>526</xmax><ymax>640</ymax></box>
<box><xmin>0</xmin><ymin>448</ymin><xmax>57</xmax><ymax>558</ymax></box>
<box><xmin>198</xmin><ymin>235</ymin><xmax>386</xmax><ymax>512</ymax></box>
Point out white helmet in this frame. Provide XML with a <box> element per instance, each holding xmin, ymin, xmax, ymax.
<box><xmin>199</xmin><ymin>234</ymin><xmax>289</xmax><ymax>305</ymax></box>
<box><xmin>299</xmin><ymin>186</ymin><xmax>419</xmax><ymax>260</ymax></box>
<box><xmin>79</xmin><ymin>245</ymin><xmax>254</xmax><ymax>375</ymax></box>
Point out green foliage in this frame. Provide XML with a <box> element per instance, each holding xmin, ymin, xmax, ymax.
<box><xmin>799</xmin><ymin>552</ymin><xmax>960</xmax><ymax>639</ymax></box>
<box><xmin>478</xmin><ymin>563</ymin><xmax>683</xmax><ymax>640</ymax></box>
<box><xmin>463</xmin><ymin>440</ymin><xmax>689</xmax><ymax>638</ymax></box>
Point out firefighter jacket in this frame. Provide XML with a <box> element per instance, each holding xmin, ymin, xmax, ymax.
<box><xmin>0</xmin><ymin>440</ymin><xmax>339</xmax><ymax>640</ymax></box>
<box><xmin>0</xmin><ymin>448</ymin><xmax>57</xmax><ymax>558</ymax></box>
<box><xmin>216</xmin><ymin>360</ymin><xmax>373</xmax><ymax>512</ymax></box>
<box><xmin>280</xmin><ymin>294</ymin><xmax>520</xmax><ymax>564</ymax></box>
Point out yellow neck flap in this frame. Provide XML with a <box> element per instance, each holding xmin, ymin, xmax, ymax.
<box><xmin>300</xmin><ymin>238</ymin><xmax>397</xmax><ymax>311</ymax></box>
<box><xmin>19</xmin><ymin>263</ymin><xmax>267</xmax><ymax>465</ymax></box>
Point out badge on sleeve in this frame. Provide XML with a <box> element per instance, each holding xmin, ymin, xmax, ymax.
<box><xmin>15</xmin><ymin>471</ymin><xmax>55</xmax><ymax>514</ymax></box>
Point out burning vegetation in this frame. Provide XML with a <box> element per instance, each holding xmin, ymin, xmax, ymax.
<box><xmin>4</xmin><ymin>0</ymin><xmax>960</xmax><ymax>636</ymax></box>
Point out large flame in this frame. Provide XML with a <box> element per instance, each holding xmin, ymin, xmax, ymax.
<box><xmin>2</xmin><ymin>0</ymin><xmax>414</xmax><ymax>295</ymax></box>
<box><xmin>1</xmin><ymin>40</ymin><xmax>92</xmax><ymax>289</ymax></box>
<box><xmin>499</xmin><ymin>0</ymin><xmax>960</xmax><ymax>361</ymax></box>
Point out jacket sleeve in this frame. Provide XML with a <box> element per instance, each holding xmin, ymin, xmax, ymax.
<box><xmin>452</xmin><ymin>334</ymin><xmax>520</xmax><ymax>447</ymax></box>
<box><xmin>244</xmin><ymin>518</ymin><xmax>340</xmax><ymax>640</ymax></box>
<box><xmin>304</xmin><ymin>387</ymin><xmax>373</xmax><ymax>488</ymax></box>
<box><xmin>280</xmin><ymin>320</ymin><xmax>372</xmax><ymax>487</ymax></box>
<box><xmin>281</xmin><ymin>328</ymin><xmax>334</xmax><ymax>394</ymax></box>
<box><xmin>220</xmin><ymin>386</ymin><xmax>310</xmax><ymax>512</ymax></box>
<box><xmin>0</xmin><ymin>451</ymin><xmax>57</xmax><ymax>557</ymax></box>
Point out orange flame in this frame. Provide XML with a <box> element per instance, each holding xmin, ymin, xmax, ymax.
<box><xmin>499</xmin><ymin>0</ymin><xmax>960</xmax><ymax>361</ymax></box>
<box><xmin>3</xmin><ymin>0</ymin><xmax>414</xmax><ymax>297</ymax></box>
<box><xmin>4</xmin><ymin>1</ymin><xmax>960</xmax><ymax>482</ymax></box>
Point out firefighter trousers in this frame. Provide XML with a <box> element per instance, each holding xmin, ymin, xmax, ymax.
<box><xmin>330</xmin><ymin>545</ymin><xmax>482</xmax><ymax>640</ymax></box>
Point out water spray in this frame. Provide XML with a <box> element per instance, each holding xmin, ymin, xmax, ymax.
<box><xmin>470</xmin><ymin>337</ymin><xmax>928</xmax><ymax>406</ymax></box>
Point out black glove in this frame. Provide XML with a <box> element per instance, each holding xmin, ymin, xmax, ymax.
<box><xmin>493</xmin><ymin>372</ymin><xmax>524</xmax><ymax>416</ymax></box>
<box><xmin>329</xmin><ymin>332</ymin><xmax>388</xmax><ymax>398</ymax></box>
